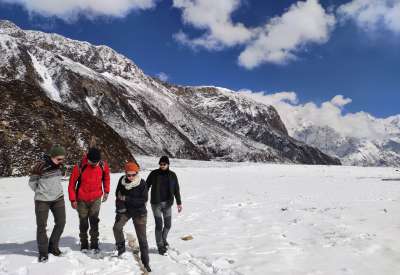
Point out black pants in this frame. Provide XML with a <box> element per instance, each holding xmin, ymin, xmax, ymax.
<box><xmin>77</xmin><ymin>198</ymin><xmax>101</xmax><ymax>245</ymax></box>
<box><xmin>35</xmin><ymin>197</ymin><xmax>66</xmax><ymax>255</ymax></box>
<box><xmin>113</xmin><ymin>213</ymin><xmax>149</xmax><ymax>265</ymax></box>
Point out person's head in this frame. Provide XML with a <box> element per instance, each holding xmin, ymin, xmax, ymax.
<box><xmin>49</xmin><ymin>145</ymin><xmax>65</xmax><ymax>165</ymax></box>
<box><xmin>87</xmin><ymin>147</ymin><xmax>101</xmax><ymax>167</ymax></box>
<box><xmin>159</xmin><ymin>156</ymin><xmax>170</xmax><ymax>171</ymax></box>
<box><xmin>125</xmin><ymin>161</ymin><xmax>139</xmax><ymax>181</ymax></box>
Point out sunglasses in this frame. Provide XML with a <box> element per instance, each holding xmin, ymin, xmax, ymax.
<box><xmin>126</xmin><ymin>173</ymin><xmax>137</xmax><ymax>178</ymax></box>
<box><xmin>55</xmin><ymin>158</ymin><xmax>65</xmax><ymax>162</ymax></box>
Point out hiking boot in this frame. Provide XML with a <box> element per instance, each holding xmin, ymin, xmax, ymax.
<box><xmin>38</xmin><ymin>253</ymin><xmax>48</xmax><ymax>262</ymax></box>
<box><xmin>90</xmin><ymin>241</ymin><xmax>99</xmax><ymax>250</ymax></box>
<box><xmin>117</xmin><ymin>242</ymin><xmax>126</xmax><ymax>256</ymax></box>
<box><xmin>81</xmin><ymin>240</ymin><xmax>89</xmax><ymax>251</ymax></box>
<box><xmin>157</xmin><ymin>245</ymin><xmax>166</xmax><ymax>255</ymax></box>
<box><xmin>163</xmin><ymin>240</ymin><xmax>169</xmax><ymax>248</ymax></box>
<box><xmin>48</xmin><ymin>247</ymin><xmax>62</xmax><ymax>256</ymax></box>
<box><xmin>48</xmin><ymin>242</ymin><xmax>62</xmax><ymax>256</ymax></box>
<box><xmin>144</xmin><ymin>263</ymin><xmax>152</xmax><ymax>272</ymax></box>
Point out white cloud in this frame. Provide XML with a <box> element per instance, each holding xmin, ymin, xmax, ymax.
<box><xmin>237</xmin><ymin>89</ymin><xmax>390</xmax><ymax>140</ymax></box>
<box><xmin>173</xmin><ymin>0</ymin><xmax>335</xmax><ymax>68</ymax></box>
<box><xmin>338</xmin><ymin>0</ymin><xmax>400</xmax><ymax>33</ymax></box>
<box><xmin>172</xmin><ymin>0</ymin><xmax>254</xmax><ymax>50</ymax></box>
<box><xmin>238</xmin><ymin>0</ymin><xmax>336</xmax><ymax>68</ymax></box>
<box><xmin>156</xmin><ymin>72</ymin><xmax>169</xmax><ymax>82</ymax></box>
<box><xmin>0</xmin><ymin>0</ymin><xmax>157</xmax><ymax>20</ymax></box>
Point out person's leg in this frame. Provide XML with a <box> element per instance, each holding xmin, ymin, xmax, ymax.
<box><xmin>48</xmin><ymin>198</ymin><xmax>66</xmax><ymax>255</ymax></box>
<box><xmin>77</xmin><ymin>201</ymin><xmax>90</xmax><ymax>249</ymax></box>
<box><xmin>133</xmin><ymin>214</ymin><xmax>149</xmax><ymax>266</ymax></box>
<box><xmin>88</xmin><ymin>198</ymin><xmax>101</xmax><ymax>249</ymax></box>
<box><xmin>161</xmin><ymin>203</ymin><xmax>172</xmax><ymax>247</ymax></box>
<box><xmin>113</xmin><ymin>213</ymin><xmax>130</xmax><ymax>255</ymax></box>
<box><xmin>151</xmin><ymin>204</ymin><xmax>164</xmax><ymax>249</ymax></box>
<box><xmin>35</xmin><ymin>201</ymin><xmax>50</xmax><ymax>257</ymax></box>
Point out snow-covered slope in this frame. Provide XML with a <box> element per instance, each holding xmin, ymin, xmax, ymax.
<box><xmin>0</xmin><ymin>158</ymin><xmax>399</xmax><ymax>274</ymax></box>
<box><xmin>0</xmin><ymin>20</ymin><xmax>340</xmax><ymax>171</ymax></box>
<box><xmin>289</xmin><ymin>115</ymin><xmax>400</xmax><ymax>167</ymax></box>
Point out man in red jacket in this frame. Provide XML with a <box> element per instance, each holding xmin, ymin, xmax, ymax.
<box><xmin>68</xmin><ymin>148</ymin><xmax>110</xmax><ymax>251</ymax></box>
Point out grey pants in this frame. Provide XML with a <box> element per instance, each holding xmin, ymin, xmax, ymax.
<box><xmin>113</xmin><ymin>213</ymin><xmax>149</xmax><ymax>265</ymax></box>
<box><xmin>77</xmin><ymin>198</ymin><xmax>101</xmax><ymax>245</ymax></box>
<box><xmin>35</xmin><ymin>197</ymin><xmax>66</xmax><ymax>255</ymax></box>
<box><xmin>151</xmin><ymin>202</ymin><xmax>172</xmax><ymax>247</ymax></box>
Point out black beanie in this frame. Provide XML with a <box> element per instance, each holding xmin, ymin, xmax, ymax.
<box><xmin>87</xmin><ymin>147</ymin><xmax>101</xmax><ymax>162</ymax></box>
<box><xmin>159</xmin><ymin>155</ymin><xmax>170</xmax><ymax>165</ymax></box>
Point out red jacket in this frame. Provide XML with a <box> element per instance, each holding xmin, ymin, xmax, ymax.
<box><xmin>68</xmin><ymin>155</ymin><xmax>110</xmax><ymax>202</ymax></box>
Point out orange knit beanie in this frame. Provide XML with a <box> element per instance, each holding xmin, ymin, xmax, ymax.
<box><xmin>125</xmin><ymin>162</ymin><xmax>139</xmax><ymax>173</ymax></box>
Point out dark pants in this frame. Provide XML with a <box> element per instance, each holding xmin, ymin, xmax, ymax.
<box><xmin>151</xmin><ymin>202</ymin><xmax>171</xmax><ymax>247</ymax></box>
<box><xmin>77</xmin><ymin>198</ymin><xmax>101</xmax><ymax>245</ymax></box>
<box><xmin>35</xmin><ymin>197</ymin><xmax>66</xmax><ymax>255</ymax></box>
<box><xmin>113</xmin><ymin>213</ymin><xmax>149</xmax><ymax>265</ymax></box>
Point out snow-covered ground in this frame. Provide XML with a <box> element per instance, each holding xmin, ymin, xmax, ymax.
<box><xmin>1</xmin><ymin>157</ymin><xmax>400</xmax><ymax>275</ymax></box>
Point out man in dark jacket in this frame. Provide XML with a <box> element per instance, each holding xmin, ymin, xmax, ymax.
<box><xmin>113</xmin><ymin>162</ymin><xmax>151</xmax><ymax>272</ymax></box>
<box><xmin>146</xmin><ymin>156</ymin><xmax>182</xmax><ymax>255</ymax></box>
<box><xmin>68</xmin><ymin>147</ymin><xmax>110</xmax><ymax>252</ymax></box>
<box><xmin>28</xmin><ymin>145</ymin><xmax>67</xmax><ymax>262</ymax></box>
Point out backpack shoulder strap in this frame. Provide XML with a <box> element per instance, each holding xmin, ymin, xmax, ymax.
<box><xmin>99</xmin><ymin>160</ymin><xmax>106</xmax><ymax>191</ymax></box>
<box><xmin>75</xmin><ymin>162</ymin><xmax>88</xmax><ymax>196</ymax></box>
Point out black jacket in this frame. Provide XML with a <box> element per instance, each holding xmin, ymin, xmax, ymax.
<box><xmin>115</xmin><ymin>176</ymin><xmax>148</xmax><ymax>217</ymax></box>
<box><xmin>146</xmin><ymin>169</ymin><xmax>181</xmax><ymax>206</ymax></box>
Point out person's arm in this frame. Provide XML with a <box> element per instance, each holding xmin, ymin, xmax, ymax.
<box><xmin>145</xmin><ymin>171</ymin><xmax>154</xmax><ymax>191</ymax></box>
<box><xmin>28</xmin><ymin>162</ymin><xmax>43</xmax><ymax>191</ymax></box>
<box><xmin>68</xmin><ymin>165</ymin><xmax>80</xmax><ymax>208</ymax></box>
<box><xmin>173</xmin><ymin>173</ymin><xmax>182</xmax><ymax>212</ymax></box>
<box><xmin>115</xmin><ymin>176</ymin><xmax>123</xmax><ymax>197</ymax></box>
<box><xmin>103</xmin><ymin>162</ymin><xmax>111</xmax><ymax>194</ymax></box>
<box><xmin>143</xmin><ymin>179</ymin><xmax>149</xmax><ymax>203</ymax></box>
<box><xmin>102</xmin><ymin>162</ymin><xmax>111</xmax><ymax>202</ymax></box>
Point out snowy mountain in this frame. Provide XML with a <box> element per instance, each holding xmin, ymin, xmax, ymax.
<box><xmin>0</xmin><ymin>80</ymin><xmax>134</xmax><ymax>176</ymax></box>
<box><xmin>288</xmin><ymin>117</ymin><xmax>400</xmax><ymax>167</ymax></box>
<box><xmin>0</xmin><ymin>20</ymin><xmax>340</xmax><ymax>175</ymax></box>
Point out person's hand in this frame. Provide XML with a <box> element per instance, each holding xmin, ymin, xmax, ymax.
<box><xmin>177</xmin><ymin>204</ymin><xmax>183</xmax><ymax>213</ymax></box>
<box><xmin>71</xmin><ymin>201</ymin><xmax>77</xmax><ymax>209</ymax></box>
<box><xmin>102</xmin><ymin>193</ymin><xmax>109</xmax><ymax>202</ymax></box>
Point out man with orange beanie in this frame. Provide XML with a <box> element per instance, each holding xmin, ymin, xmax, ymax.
<box><xmin>113</xmin><ymin>161</ymin><xmax>151</xmax><ymax>272</ymax></box>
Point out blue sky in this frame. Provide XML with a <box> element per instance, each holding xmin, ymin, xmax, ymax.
<box><xmin>0</xmin><ymin>0</ymin><xmax>398</xmax><ymax>118</ymax></box>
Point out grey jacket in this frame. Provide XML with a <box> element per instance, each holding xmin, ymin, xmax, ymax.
<box><xmin>28</xmin><ymin>156</ymin><xmax>64</xmax><ymax>201</ymax></box>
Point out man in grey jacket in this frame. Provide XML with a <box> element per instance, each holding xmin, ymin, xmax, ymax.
<box><xmin>29</xmin><ymin>145</ymin><xmax>67</xmax><ymax>262</ymax></box>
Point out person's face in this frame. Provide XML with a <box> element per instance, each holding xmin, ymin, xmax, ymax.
<box><xmin>51</xmin><ymin>156</ymin><xmax>65</xmax><ymax>166</ymax></box>
<box><xmin>126</xmin><ymin>172</ymin><xmax>138</xmax><ymax>180</ymax></box>
<box><xmin>159</xmin><ymin>162</ymin><xmax>169</xmax><ymax>170</ymax></box>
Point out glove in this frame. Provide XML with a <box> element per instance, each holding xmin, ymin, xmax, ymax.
<box><xmin>102</xmin><ymin>193</ymin><xmax>109</xmax><ymax>202</ymax></box>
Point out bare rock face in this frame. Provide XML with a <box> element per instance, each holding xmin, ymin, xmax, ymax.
<box><xmin>0</xmin><ymin>20</ymin><xmax>340</xmax><ymax>176</ymax></box>
<box><xmin>0</xmin><ymin>81</ymin><xmax>134</xmax><ymax>176</ymax></box>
